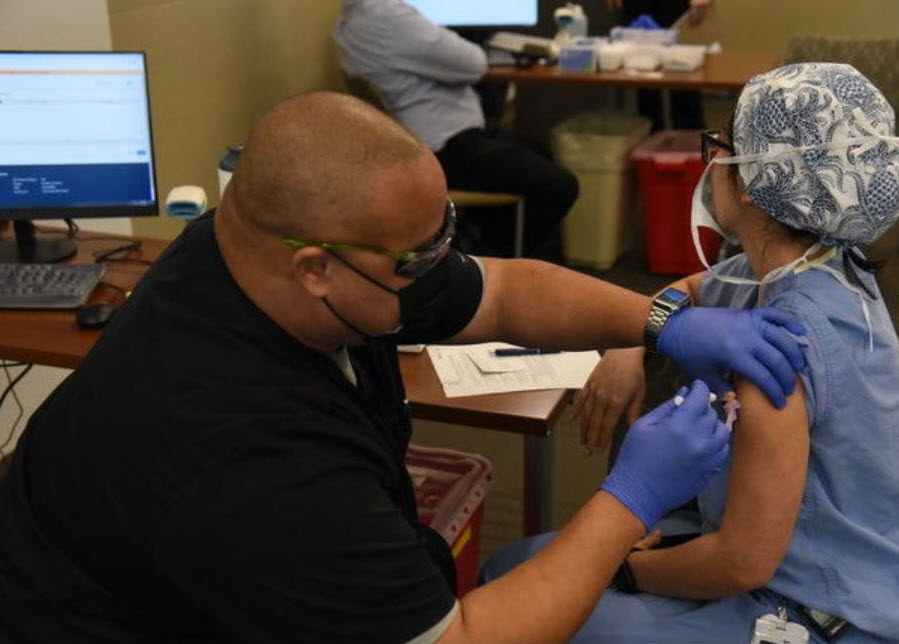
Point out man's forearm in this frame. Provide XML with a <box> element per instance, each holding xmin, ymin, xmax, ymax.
<box><xmin>440</xmin><ymin>491</ymin><xmax>644</xmax><ymax>643</ymax></box>
<box><xmin>489</xmin><ymin>259</ymin><xmax>653</xmax><ymax>350</ymax></box>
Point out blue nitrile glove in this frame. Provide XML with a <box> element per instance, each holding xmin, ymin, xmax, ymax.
<box><xmin>630</xmin><ymin>14</ymin><xmax>661</xmax><ymax>29</ymax></box>
<box><xmin>656</xmin><ymin>306</ymin><xmax>807</xmax><ymax>409</ymax></box>
<box><xmin>600</xmin><ymin>381</ymin><xmax>730</xmax><ymax>530</ymax></box>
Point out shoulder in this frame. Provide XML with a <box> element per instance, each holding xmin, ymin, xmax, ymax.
<box><xmin>764</xmin><ymin>288</ymin><xmax>841</xmax><ymax>427</ymax></box>
<box><xmin>342</xmin><ymin>0</ymin><xmax>428</xmax><ymax>33</ymax></box>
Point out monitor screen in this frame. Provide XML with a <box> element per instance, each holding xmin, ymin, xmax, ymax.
<box><xmin>0</xmin><ymin>51</ymin><xmax>157</xmax><ymax>221</ymax></box>
<box><xmin>405</xmin><ymin>0</ymin><xmax>538</xmax><ymax>27</ymax></box>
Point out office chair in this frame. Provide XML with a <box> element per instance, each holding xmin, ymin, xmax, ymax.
<box><xmin>342</xmin><ymin>73</ymin><xmax>527</xmax><ymax>257</ymax></box>
<box><xmin>783</xmin><ymin>36</ymin><xmax>899</xmax><ymax>327</ymax></box>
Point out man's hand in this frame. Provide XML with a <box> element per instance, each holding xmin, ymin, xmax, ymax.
<box><xmin>656</xmin><ymin>307</ymin><xmax>807</xmax><ymax>409</ymax></box>
<box><xmin>600</xmin><ymin>381</ymin><xmax>730</xmax><ymax>530</ymax></box>
<box><xmin>574</xmin><ymin>348</ymin><xmax>645</xmax><ymax>454</ymax></box>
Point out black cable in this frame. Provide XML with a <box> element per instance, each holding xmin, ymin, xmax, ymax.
<box><xmin>98</xmin><ymin>257</ymin><xmax>153</xmax><ymax>266</ymax></box>
<box><xmin>76</xmin><ymin>235</ymin><xmax>136</xmax><ymax>243</ymax></box>
<box><xmin>92</xmin><ymin>240</ymin><xmax>141</xmax><ymax>260</ymax></box>
<box><xmin>0</xmin><ymin>362</ymin><xmax>25</xmax><ymax>455</ymax></box>
<box><xmin>0</xmin><ymin>363</ymin><xmax>33</xmax><ymax>456</ymax></box>
<box><xmin>98</xmin><ymin>281</ymin><xmax>127</xmax><ymax>296</ymax></box>
<box><xmin>92</xmin><ymin>241</ymin><xmax>145</xmax><ymax>264</ymax></box>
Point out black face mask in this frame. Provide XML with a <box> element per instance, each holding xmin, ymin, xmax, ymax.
<box><xmin>323</xmin><ymin>250</ymin><xmax>455</xmax><ymax>343</ymax></box>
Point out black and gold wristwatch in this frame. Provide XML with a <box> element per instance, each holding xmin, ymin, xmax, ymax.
<box><xmin>643</xmin><ymin>288</ymin><xmax>691</xmax><ymax>354</ymax></box>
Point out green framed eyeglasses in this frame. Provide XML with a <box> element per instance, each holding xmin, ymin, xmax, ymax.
<box><xmin>282</xmin><ymin>198</ymin><xmax>456</xmax><ymax>279</ymax></box>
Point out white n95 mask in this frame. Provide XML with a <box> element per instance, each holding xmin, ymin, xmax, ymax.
<box><xmin>689</xmin><ymin>162</ymin><xmax>738</xmax><ymax>272</ymax></box>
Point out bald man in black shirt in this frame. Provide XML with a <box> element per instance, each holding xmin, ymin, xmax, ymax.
<box><xmin>0</xmin><ymin>92</ymin><xmax>804</xmax><ymax>643</ymax></box>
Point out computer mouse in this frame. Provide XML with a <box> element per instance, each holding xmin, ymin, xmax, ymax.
<box><xmin>75</xmin><ymin>303</ymin><xmax>117</xmax><ymax>330</ymax></box>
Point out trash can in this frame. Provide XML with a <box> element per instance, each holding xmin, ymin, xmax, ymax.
<box><xmin>551</xmin><ymin>111</ymin><xmax>651</xmax><ymax>269</ymax></box>
<box><xmin>406</xmin><ymin>444</ymin><xmax>493</xmax><ymax>597</ymax></box>
<box><xmin>632</xmin><ymin>130</ymin><xmax>722</xmax><ymax>275</ymax></box>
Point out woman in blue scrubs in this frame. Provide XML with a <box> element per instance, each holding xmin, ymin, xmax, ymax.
<box><xmin>484</xmin><ymin>63</ymin><xmax>899</xmax><ymax>643</ymax></box>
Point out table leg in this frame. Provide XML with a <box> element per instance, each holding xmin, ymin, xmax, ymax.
<box><xmin>661</xmin><ymin>88</ymin><xmax>673</xmax><ymax>131</ymax></box>
<box><xmin>523</xmin><ymin>433</ymin><xmax>555</xmax><ymax>536</ymax></box>
<box><xmin>513</xmin><ymin>199</ymin><xmax>525</xmax><ymax>258</ymax></box>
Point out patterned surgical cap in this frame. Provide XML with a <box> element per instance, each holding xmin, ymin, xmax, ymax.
<box><xmin>733</xmin><ymin>62</ymin><xmax>899</xmax><ymax>246</ymax></box>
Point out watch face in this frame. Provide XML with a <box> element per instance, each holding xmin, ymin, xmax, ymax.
<box><xmin>660</xmin><ymin>288</ymin><xmax>690</xmax><ymax>305</ymax></box>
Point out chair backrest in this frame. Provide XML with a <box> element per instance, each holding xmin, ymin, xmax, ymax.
<box><xmin>782</xmin><ymin>36</ymin><xmax>899</xmax><ymax>114</ymax></box>
<box><xmin>342</xmin><ymin>72</ymin><xmax>392</xmax><ymax>114</ymax></box>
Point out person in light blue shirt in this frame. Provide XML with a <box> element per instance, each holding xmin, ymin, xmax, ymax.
<box><xmin>334</xmin><ymin>0</ymin><xmax>578</xmax><ymax>260</ymax></box>
<box><xmin>485</xmin><ymin>63</ymin><xmax>899</xmax><ymax>642</ymax></box>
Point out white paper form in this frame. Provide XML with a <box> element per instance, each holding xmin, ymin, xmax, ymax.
<box><xmin>427</xmin><ymin>342</ymin><xmax>601</xmax><ymax>398</ymax></box>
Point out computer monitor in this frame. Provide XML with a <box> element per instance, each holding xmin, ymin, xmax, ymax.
<box><xmin>0</xmin><ymin>51</ymin><xmax>158</xmax><ymax>263</ymax></box>
<box><xmin>405</xmin><ymin>0</ymin><xmax>538</xmax><ymax>27</ymax></box>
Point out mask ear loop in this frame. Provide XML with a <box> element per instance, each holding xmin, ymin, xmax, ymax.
<box><xmin>326</xmin><ymin>249</ymin><xmax>399</xmax><ymax>296</ymax></box>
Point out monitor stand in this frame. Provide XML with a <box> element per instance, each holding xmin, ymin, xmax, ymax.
<box><xmin>0</xmin><ymin>220</ymin><xmax>77</xmax><ymax>263</ymax></box>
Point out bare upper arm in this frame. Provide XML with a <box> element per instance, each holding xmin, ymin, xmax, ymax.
<box><xmin>717</xmin><ymin>375</ymin><xmax>810</xmax><ymax>586</ymax></box>
<box><xmin>444</xmin><ymin>255</ymin><xmax>505</xmax><ymax>345</ymax></box>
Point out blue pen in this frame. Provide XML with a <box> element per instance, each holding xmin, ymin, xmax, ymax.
<box><xmin>492</xmin><ymin>348</ymin><xmax>563</xmax><ymax>357</ymax></box>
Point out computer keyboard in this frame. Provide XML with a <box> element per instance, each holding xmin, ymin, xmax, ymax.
<box><xmin>485</xmin><ymin>31</ymin><xmax>554</xmax><ymax>58</ymax></box>
<box><xmin>0</xmin><ymin>263</ymin><xmax>106</xmax><ymax>309</ymax></box>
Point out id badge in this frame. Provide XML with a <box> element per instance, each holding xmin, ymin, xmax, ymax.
<box><xmin>750</xmin><ymin>613</ymin><xmax>810</xmax><ymax>644</ymax></box>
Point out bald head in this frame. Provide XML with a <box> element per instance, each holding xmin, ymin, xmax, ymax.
<box><xmin>229</xmin><ymin>92</ymin><xmax>429</xmax><ymax>239</ymax></box>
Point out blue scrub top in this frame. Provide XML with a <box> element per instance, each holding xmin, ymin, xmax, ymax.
<box><xmin>698</xmin><ymin>251</ymin><xmax>899</xmax><ymax>639</ymax></box>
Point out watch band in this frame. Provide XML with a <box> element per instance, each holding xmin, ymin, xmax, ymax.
<box><xmin>643</xmin><ymin>289</ymin><xmax>691</xmax><ymax>353</ymax></box>
<box><xmin>643</xmin><ymin>305</ymin><xmax>671</xmax><ymax>353</ymax></box>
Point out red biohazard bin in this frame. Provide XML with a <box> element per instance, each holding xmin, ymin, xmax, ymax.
<box><xmin>406</xmin><ymin>444</ymin><xmax>493</xmax><ymax>597</ymax></box>
<box><xmin>632</xmin><ymin>130</ymin><xmax>723</xmax><ymax>275</ymax></box>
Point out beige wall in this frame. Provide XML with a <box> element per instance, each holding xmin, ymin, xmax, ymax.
<box><xmin>107</xmin><ymin>0</ymin><xmax>899</xmax><ymax>240</ymax></box>
<box><xmin>680</xmin><ymin>0</ymin><xmax>899</xmax><ymax>56</ymax></box>
<box><xmin>678</xmin><ymin>0</ymin><xmax>899</xmax><ymax>138</ymax></box>
<box><xmin>108</xmin><ymin>0</ymin><xmax>345</xmax><ymax>240</ymax></box>
<box><xmin>0</xmin><ymin>0</ymin><xmax>111</xmax><ymax>49</ymax></box>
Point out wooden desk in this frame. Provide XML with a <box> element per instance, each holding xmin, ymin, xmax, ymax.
<box><xmin>1</xmin><ymin>233</ymin><xmax>565</xmax><ymax>536</ymax></box>
<box><xmin>0</xmin><ymin>233</ymin><xmax>168</xmax><ymax>369</ymax></box>
<box><xmin>484</xmin><ymin>51</ymin><xmax>779</xmax><ymax>91</ymax></box>
<box><xmin>400</xmin><ymin>350</ymin><xmax>569</xmax><ymax>535</ymax></box>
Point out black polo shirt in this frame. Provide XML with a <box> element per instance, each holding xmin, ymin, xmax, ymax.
<box><xmin>0</xmin><ymin>212</ymin><xmax>483</xmax><ymax>643</ymax></box>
